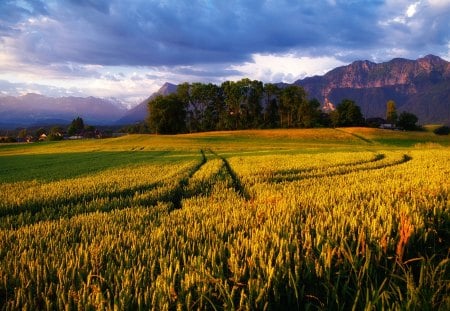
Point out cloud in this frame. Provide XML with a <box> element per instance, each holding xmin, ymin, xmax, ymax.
<box><xmin>378</xmin><ymin>0</ymin><xmax>450</xmax><ymax>59</ymax></box>
<box><xmin>0</xmin><ymin>79</ymin><xmax>86</xmax><ymax>97</ymax></box>
<box><xmin>0</xmin><ymin>0</ymin><xmax>449</xmax><ymax>106</ymax></box>
<box><xmin>2</xmin><ymin>0</ymin><xmax>449</xmax><ymax>68</ymax></box>
<box><xmin>230</xmin><ymin>53</ymin><xmax>346</xmax><ymax>83</ymax></box>
<box><xmin>170</xmin><ymin>67</ymin><xmax>243</xmax><ymax>79</ymax></box>
<box><xmin>1</xmin><ymin>0</ymin><xmax>391</xmax><ymax>67</ymax></box>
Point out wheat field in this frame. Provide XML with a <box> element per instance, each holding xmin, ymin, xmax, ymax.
<box><xmin>0</xmin><ymin>128</ymin><xmax>449</xmax><ymax>310</ymax></box>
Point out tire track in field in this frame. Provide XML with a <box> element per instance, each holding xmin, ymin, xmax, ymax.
<box><xmin>268</xmin><ymin>154</ymin><xmax>412</xmax><ymax>183</ymax></box>
<box><xmin>169</xmin><ymin>148</ymin><xmax>251</xmax><ymax>211</ymax></box>
<box><xmin>267</xmin><ymin>153</ymin><xmax>385</xmax><ymax>181</ymax></box>
<box><xmin>170</xmin><ymin>149</ymin><xmax>208</xmax><ymax>209</ymax></box>
<box><xmin>208</xmin><ymin>149</ymin><xmax>251</xmax><ymax>200</ymax></box>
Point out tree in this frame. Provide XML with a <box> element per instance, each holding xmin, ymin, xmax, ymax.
<box><xmin>332</xmin><ymin>99</ymin><xmax>364</xmax><ymax>127</ymax></box>
<box><xmin>147</xmin><ymin>94</ymin><xmax>186</xmax><ymax>134</ymax></box>
<box><xmin>397</xmin><ymin>112</ymin><xmax>418</xmax><ymax>130</ymax></box>
<box><xmin>68</xmin><ymin>117</ymin><xmax>85</xmax><ymax>136</ymax></box>
<box><xmin>235</xmin><ymin>78</ymin><xmax>264</xmax><ymax>129</ymax></box>
<box><xmin>263</xmin><ymin>83</ymin><xmax>280</xmax><ymax>128</ymax></box>
<box><xmin>298</xmin><ymin>98</ymin><xmax>321</xmax><ymax>128</ymax></box>
<box><xmin>48</xmin><ymin>126</ymin><xmax>64</xmax><ymax>141</ymax></box>
<box><xmin>18</xmin><ymin>129</ymin><xmax>27</xmax><ymax>139</ymax></box>
<box><xmin>386</xmin><ymin>100</ymin><xmax>398</xmax><ymax>125</ymax></box>
<box><xmin>279</xmin><ymin>85</ymin><xmax>307</xmax><ymax>127</ymax></box>
<box><xmin>124</xmin><ymin>122</ymin><xmax>149</xmax><ymax>134</ymax></box>
<box><xmin>200</xmin><ymin>84</ymin><xmax>225</xmax><ymax>131</ymax></box>
<box><xmin>84</xmin><ymin>125</ymin><xmax>96</xmax><ymax>138</ymax></box>
<box><xmin>221</xmin><ymin>80</ymin><xmax>243</xmax><ymax>129</ymax></box>
<box><xmin>178</xmin><ymin>82</ymin><xmax>225</xmax><ymax>132</ymax></box>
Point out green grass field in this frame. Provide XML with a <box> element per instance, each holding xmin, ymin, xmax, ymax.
<box><xmin>1</xmin><ymin>128</ymin><xmax>449</xmax><ymax>310</ymax></box>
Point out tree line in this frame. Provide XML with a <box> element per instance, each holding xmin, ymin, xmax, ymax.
<box><xmin>147</xmin><ymin>79</ymin><xmax>370</xmax><ymax>134</ymax></box>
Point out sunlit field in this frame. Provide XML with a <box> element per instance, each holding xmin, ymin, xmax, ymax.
<box><xmin>1</xmin><ymin>128</ymin><xmax>449</xmax><ymax>310</ymax></box>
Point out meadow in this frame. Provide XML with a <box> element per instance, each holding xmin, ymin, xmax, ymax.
<box><xmin>0</xmin><ymin>128</ymin><xmax>449</xmax><ymax>310</ymax></box>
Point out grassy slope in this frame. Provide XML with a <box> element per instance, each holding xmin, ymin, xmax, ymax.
<box><xmin>1</xmin><ymin>127</ymin><xmax>449</xmax><ymax>183</ymax></box>
<box><xmin>2</xmin><ymin>127</ymin><xmax>449</xmax><ymax>154</ymax></box>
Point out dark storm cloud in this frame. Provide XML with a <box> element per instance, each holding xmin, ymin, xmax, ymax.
<box><xmin>1</xmin><ymin>0</ymin><xmax>387</xmax><ymax>66</ymax></box>
<box><xmin>0</xmin><ymin>0</ymin><xmax>45</xmax><ymax>37</ymax></box>
<box><xmin>1</xmin><ymin>0</ymin><xmax>450</xmax><ymax>68</ymax></box>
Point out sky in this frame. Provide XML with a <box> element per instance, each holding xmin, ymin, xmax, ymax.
<box><xmin>1</xmin><ymin>0</ymin><xmax>449</xmax><ymax>108</ymax></box>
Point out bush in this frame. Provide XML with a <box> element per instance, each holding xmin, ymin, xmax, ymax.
<box><xmin>433</xmin><ymin>125</ymin><xmax>450</xmax><ymax>135</ymax></box>
<box><xmin>0</xmin><ymin>136</ymin><xmax>17</xmax><ymax>143</ymax></box>
<box><xmin>397</xmin><ymin>112</ymin><xmax>419</xmax><ymax>131</ymax></box>
<box><xmin>48</xmin><ymin>134</ymin><xmax>64</xmax><ymax>141</ymax></box>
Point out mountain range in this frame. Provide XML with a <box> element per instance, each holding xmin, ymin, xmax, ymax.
<box><xmin>1</xmin><ymin>55</ymin><xmax>449</xmax><ymax>128</ymax></box>
<box><xmin>295</xmin><ymin>54</ymin><xmax>450</xmax><ymax>124</ymax></box>
<box><xmin>0</xmin><ymin>93</ymin><xmax>126</xmax><ymax>128</ymax></box>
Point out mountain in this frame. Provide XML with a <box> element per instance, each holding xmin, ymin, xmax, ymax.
<box><xmin>294</xmin><ymin>54</ymin><xmax>450</xmax><ymax>124</ymax></box>
<box><xmin>116</xmin><ymin>82</ymin><xmax>178</xmax><ymax>125</ymax></box>
<box><xmin>0</xmin><ymin>93</ymin><xmax>126</xmax><ymax>128</ymax></box>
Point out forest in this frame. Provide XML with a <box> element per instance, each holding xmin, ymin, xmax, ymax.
<box><xmin>147</xmin><ymin>79</ymin><xmax>366</xmax><ymax>134</ymax></box>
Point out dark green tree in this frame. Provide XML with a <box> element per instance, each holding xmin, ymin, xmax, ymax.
<box><xmin>221</xmin><ymin>80</ymin><xmax>243</xmax><ymax>130</ymax></box>
<box><xmin>68</xmin><ymin>117</ymin><xmax>85</xmax><ymax>136</ymax></box>
<box><xmin>125</xmin><ymin>122</ymin><xmax>149</xmax><ymax>134</ymax></box>
<box><xmin>333</xmin><ymin>99</ymin><xmax>364</xmax><ymax>127</ymax></box>
<box><xmin>201</xmin><ymin>84</ymin><xmax>225</xmax><ymax>131</ymax></box>
<box><xmin>318</xmin><ymin>112</ymin><xmax>332</xmax><ymax>127</ymax></box>
<box><xmin>177</xmin><ymin>82</ymin><xmax>225</xmax><ymax>132</ymax></box>
<box><xmin>397</xmin><ymin>112</ymin><xmax>418</xmax><ymax>130</ymax></box>
<box><xmin>279</xmin><ymin>85</ymin><xmax>307</xmax><ymax>127</ymax></box>
<box><xmin>330</xmin><ymin>110</ymin><xmax>340</xmax><ymax>128</ymax></box>
<box><xmin>263</xmin><ymin>83</ymin><xmax>280</xmax><ymax>128</ymax></box>
<box><xmin>147</xmin><ymin>94</ymin><xmax>186</xmax><ymax>134</ymax></box>
<box><xmin>176</xmin><ymin>82</ymin><xmax>191</xmax><ymax>106</ymax></box>
<box><xmin>298</xmin><ymin>98</ymin><xmax>321</xmax><ymax>128</ymax></box>
<box><xmin>237</xmin><ymin>79</ymin><xmax>264</xmax><ymax>129</ymax></box>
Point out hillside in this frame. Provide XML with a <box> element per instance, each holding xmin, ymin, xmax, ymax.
<box><xmin>295</xmin><ymin>54</ymin><xmax>450</xmax><ymax>124</ymax></box>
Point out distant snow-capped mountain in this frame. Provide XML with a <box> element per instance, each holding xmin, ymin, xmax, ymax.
<box><xmin>0</xmin><ymin>93</ymin><xmax>127</xmax><ymax>128</ymax></box>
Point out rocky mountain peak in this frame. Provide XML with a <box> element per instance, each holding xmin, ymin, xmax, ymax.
<box><xmin>159</xmin><ymin>82</ymin><xmax>178</xmax><ymax>96</ymax></box>
<box><xmin>295</xmin><ymin>54</ymin><xmax>450</xmax><ymax>124</ymax></box>
<box><xmin>417</xmin><ymin>54</ymin><xmax>450</xmax><ymax>73</ymax></box>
